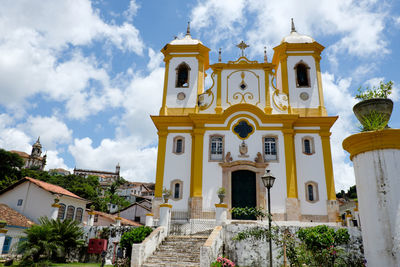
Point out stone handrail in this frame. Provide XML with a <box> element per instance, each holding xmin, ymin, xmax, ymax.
<box><xmin>200</xmin><ymin>226</ymin><xmax>223</xmax><ymax>267</ymax></box>
<box><xmin>131</xmin><ymin>226</ymin><xmax>167</xmax><ymax>267</ymax></box>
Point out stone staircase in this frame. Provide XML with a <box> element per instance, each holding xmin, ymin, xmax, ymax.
<box><xmin>142</xmin><ymin>235</ymin><xmax>208</xmax><ymax>267</ymax></box>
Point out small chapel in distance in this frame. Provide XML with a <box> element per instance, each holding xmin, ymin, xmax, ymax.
<box><xmin>151</xmin><ymin>21</ymin><xmax>338</xmax><ymax>222</ymax></box>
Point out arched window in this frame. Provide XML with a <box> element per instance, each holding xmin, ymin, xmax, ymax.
<box><xmin>302</xmin><ymin>136</ymin><xmax>315</xmax><ymax>155</ymax></box>
<box><xmin>58</xmin><ymin>203</ymin><xmax>66</xmax><ymax>220</ymax></box>
<box><xmin>175</xmin><ymin>62</ymin><xmax>191</xmax><ymax>88</ymax></box>
<box><xmin>210</xmin><ymin>135</ymin><xmax>224</xmax><ymax>161</ymax></box>
<box><xmin>65</xmin><ymin>205</ymin><xmax>75</xmax><ymax>220</ymax></box>
<box><xmin>173</xmin><ymin>136</ymin><xmax>185</xmax><ymax>154</ymax></box>
<box><xmin>308</xmin><ymin>184</ymin><xmax>314</xmax><ymax>201</ymax></box>
<box><xmin>264</xmin><ymin>136</ymin><xmax>278</xmax><ymax>161</ymax></box>
<box><xmin>294</xmin><ymin>61</ymin><xmax>310</xmax><ymax>87</ymax></box>
<box><xmin>305</xmin><ymin>181</ymin><xmax>319</xmax><ymax>203</ymax></box>
<box><xmin>75</xmin><ymin>208</ymin><xmax>83</xmax><ymax>222</ymax></box>
<box><xmin>174</xmin><ymin>183</ymin><xmax>180</xmax><ymax>199</ymax></box>
<box><xmin>170</xmin><ymin>179</ymin><xmax>183</xmax><ymax>200</ymax></box>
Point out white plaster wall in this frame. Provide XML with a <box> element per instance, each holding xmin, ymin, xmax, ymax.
<box><xmin>286</xmin><ymin>56</ymin><xmax>320</xmax><ymax>108</ymax></box>
<box><xmin>0</xmin><ymin>182</ymin><xmax>86</xmax><ymax>224</ymax></box>
<box><xmin>166</xmin><ymin>57</ymin><xmax>199</xmax><ymax>108</ymax></box>
<box><xmin>276</xmin><ymin>63</ymin><xmax>282</xmax><ymax>93</ymax></box>
<box><xmin>163</xmin><ymin>133</ymin><xmax>192</xmax><ymax>210</ymax></box>
<box><xmin>2</xmin><ymin>227</ymin><xmax>26</xmax><ymax>254</ymax></box>
<box><xmin>352</xmin><ymin>149</ymin><xmax>400</xmax><ymax>266</ymax></box>
<box><xmin>198</xmin><ymin>71</ymin><xmax>217</xmax><ymax>114</ymax></box>
<box><xmin>119</xmin><ymin>205</ymin><xmax>149</xmax><ymax>225</ymax></box>
<box><xmin>294</xmin><ymin>133</ymin><xmax>327</xmax><ymax>216</ymax></box>
<box><xmin>220</xmin><ymin>69</ymin><xmax>266</xmax><ymax>110</ymax></box>
<box><xmin>202</xmin><ymin>114</ymin><xmax>287</xmax><ymax>213</ymax></box>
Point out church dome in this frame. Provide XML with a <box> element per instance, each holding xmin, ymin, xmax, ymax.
<box><xmin>169</xmin><ymin>22</ymin><xmax>203</xmax><ymax>45</ymax></box>
<box><xmin>281</xmin><ymin>19</ymin><xmax>314</xmax><ymax>44</ymax></box>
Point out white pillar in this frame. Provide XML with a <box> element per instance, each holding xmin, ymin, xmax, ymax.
<box><xmin>159</xmin><ymin>204</ymin><xmax>172</xmax><ymax>229</ymax></box>
<box><xmin>50</xmin><ymin>202</ymin><xmax>60</xmax><ymax>220</ymax></box>
<box><xmin>215</xmin><ymin>204</ymin><xmax>227</xmax><ymax>226</ymax></box>
<box><xmin>87</xmin><ymin>211</ymin><xmax>95</xmax><ymax>226</ymax></box>
<box><xmin>343</xmin><ymin>129</ymin><xmax>400</xmax><ymax>266</ymax></box>
<box><xmin>145</xmin><ymin>213</ymin><xmax>154</xmax><ymax>227</ymax></box>
<box><xmin>115</xmin><ymin>216</ymin><xmax>122</xmax><ymax>226</ymax></box>
<box><xmin>0</xmin><ymin>229</ymin><xmax>7</xmax><ymax>254</ymax></box>
<box><xmin>345</xmin><ymin>213</ymin><xmax>353</xmax><ymax>227</ymax></box>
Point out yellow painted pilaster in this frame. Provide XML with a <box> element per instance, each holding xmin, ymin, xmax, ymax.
<box><xmin>320</xmin><ymin>131</ymin><xmax>336</xmax><ymax>200</ymax></box>
<box><xmin>279</xmin><ymin>54</ymin><xmax>292</xmax><ymax>113</ymax></box>
<box><xmin>160</xmin><ymin>57</ymin><xmax>171</xmax><ymax>115</ymax></box>
<box><xmin>313</xmin><ymin>55</ymin><xmax>327</xmax><ymax>116</ymax></box>
<box><xmin>215</xmin><ymin>68</ymin><xmax>223</xmax><ymax>114</ymax></box>
<box><xmin>155</xmin><ymin>130</ymin><xmax>168</xmax><ymax>197</ymax></box>
<box><xmin>190</xmin><ymin>127</ymin><xmax>205</xmax><ymax>197</ymax></box>
<box><xmin>283</xmin><ymin>127</ymin><xmax>298</xmax><ymax>198</ymax></box>
<box><xmin>263</xmin><ymin>68</ymin><xmax>272</xmax><ymax>114</ymax></box>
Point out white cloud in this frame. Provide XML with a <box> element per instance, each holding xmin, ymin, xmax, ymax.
<box><xmin>45</xmin><ymin>150</ymin><xmax>69</xmax><ymax>171</ymax></box>
<box><xmin>0</xmin><ymin>0</ymin><xmax>143</xmax><ymax>118</ymax></box>
<box><xmin>0</xmin><ymin>114</ymin><xmax>32</xmax><ymax>152</ymax></box>
<box><xmin>322</xmin><ymin>72</ymin><xmax>358</xmax><ymax>191</ymax></box>
<box><xmin>20</xmin><ymin>116</ymin><xmax>72</xmax><ymax>150</ymax></box>
<box><xmin>69</xmin><ymin>137</ymin><xmax>157</xmax><ymax>182</ymax></box>
<box><xmin>191</xmin><ymin>0</ymin><xmax>389</xmax><ymax>58</ymax></box>
<box><xmin>124</xmin><ymin>0</ymin><xmax>140</xmax><ymax>22</ymax></box>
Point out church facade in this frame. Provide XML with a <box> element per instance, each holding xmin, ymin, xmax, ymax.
<box><xmin>152</xmin><ymin>22</ymin><xmax>338</xmax><ymax>222</ymax></box>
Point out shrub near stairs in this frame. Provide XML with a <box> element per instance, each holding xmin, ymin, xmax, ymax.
<box><xmin>120</xmin><ymin>226</ymin><xmax>153</xmax><ymax>258</ymax></box>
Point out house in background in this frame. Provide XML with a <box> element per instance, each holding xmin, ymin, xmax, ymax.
<box><xmin>48</xmin><ymin>168</ymin><xmax>71</xmax><ymax>176</ymax></box>
<box><xmin>82</xmin><ymin>210</ymin><xmax>141</xmax><ymax>226</ymax></box>
<box><xmin>0</xmin><ymin>204</ymin><xmax>35</xmax><ymax>255</ymax></box>
<box><xmin>116</xmin><ymin>182</ymin><xmax>155</xmax><ymax>204</ymax></box>
<box><xmin>74</xmin><ymin>164</ymin><xmax>120</xmax><ymax>189</ymax></box>
<box><xmin>118</xmin><ymin>199</ymin><xmax>152</xmax><ymax>225</ymax></box>
<box><xmin>0</xmin><ymin>177</ymin><xmax>89</xmax><ymax>224</ymax></box>
<box><xmin>10</xmin><ymin>137</ymin><xmax>46</xmax><ymax>170</ymax></box>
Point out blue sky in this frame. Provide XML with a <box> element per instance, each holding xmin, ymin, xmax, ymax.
<box><xmin>0</xmin><ymin>0</ymin><xmax>399</xmax><ymax>191</ymax></box>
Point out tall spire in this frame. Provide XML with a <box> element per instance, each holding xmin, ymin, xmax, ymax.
<box><xmin>186</xmin><ymin>21</ymin><xmax>191</xmax><ymax>36</ymax></box>
<box><xmin>291</xmin><ymin>18</ymin><xmax>296</xmax><ymax>33</ymax></box>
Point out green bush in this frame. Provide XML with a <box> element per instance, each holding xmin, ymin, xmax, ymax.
<box><xmin>120</xmin><ymin>226</ymin><xmax>153</xmax><ymax>258</ymax></box>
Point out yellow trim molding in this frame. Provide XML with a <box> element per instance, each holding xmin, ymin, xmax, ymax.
<box><xmin>155</xmin><ymin>131</ymin><xmax>168</xmax><ymax>197</ymax></box>
<box><xmin>190</xmin><ymin>127</ymin><xmax>205</xmax><ymax>197</ymax></box>
<box><xmin>320</xmin><ymin>131</ymin><xmax>336</xmax><ymax>200</ymax></box>
<box><xmin>146</xmin><ymin>213</ymin><xmax>154</xmax><ymax>217</ymax></box>
<box><xmin>283</xmin><ymin>127</ymin><xmax>298</xmax><ymax>198</ymax></box>
<box><xmin>215</xmin><ymin>203</ymin><xmax>228</xmax><ymax>208</ymax></box>
<box><xmin>342</xmin><ymin>129</ymin><xmax>400</xmax><ymax>160</ymax></box>
<box><xmin>160</xmin><ymin>203</ymin><xmax>173</xmax><ymax>208</ymax></box>
<box><xmin>0</xmin><ymin>229</ymin><xmax>8</xmax><ymax>234</ymax></box>
<box><xmin>51</xmin><ymin>203</ymin><xmax>61</xmax><ymax>208</ymax></box>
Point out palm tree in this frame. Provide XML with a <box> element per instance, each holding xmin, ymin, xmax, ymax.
<box><xmin>18</xmin><ymin>217</ymin><xmax>84</xmax><ymax>264</ymax></box>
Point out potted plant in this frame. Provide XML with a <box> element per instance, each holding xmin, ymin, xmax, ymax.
<box><xmin>353</xmin><ymin>81</ymin><xmax>393</xmax><ymax>131</ymax></box>
<box><xmin>162</xmin><ymin>188</ymin><xmax>172</xmax><ymax>203</ymax></box>
<box><xmin>217</xmin><ymin>187</ymin><xmax>226</xmax><ymax>204</ymax></box>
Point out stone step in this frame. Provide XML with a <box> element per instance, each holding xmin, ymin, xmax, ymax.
<box><xmin>142</xmin><ymin>263</ymin><xmax>200</xmax><ymax>267</ymax></box>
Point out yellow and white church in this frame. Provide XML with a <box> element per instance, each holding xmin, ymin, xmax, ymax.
<box><xmin>152</xmin><ymin>22</ymin><xmax>338</xmax><ymax>222</ymax></box>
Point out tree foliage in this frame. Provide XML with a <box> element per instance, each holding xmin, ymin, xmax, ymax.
<box><xmin>0</xmin><ymin>149</ymin><xmax>24</xmax><ymax>190</ymax></box>
<box><xmin>120</xmin><ymin>226</ymin><xmax>153</xmax><ymax>258</ymax></box>
<box><xmin>336</xmin><ymin>185</ymin><xmax>357</xmax><ymax>200</ymax></box>
<box><xmin>18</xmin><ymin>218</ymin><xmax>84</xmax><ymax>265</ymax></box>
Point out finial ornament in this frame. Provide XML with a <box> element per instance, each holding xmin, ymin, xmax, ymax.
<box><xmin>264</xmin><ymin>46</ymin><xmax>267</xmax><ymax>62</ymax></box>
<box><xmin>291</xmin><ymin>18</ymin><xmax>296</xmax><ymax>33</ymax></box>
<box><xmin>236</xmin><ymin>41</ymin><xmax>249</xmax><ymax>57</ymax></box>
<box><xmin>186</xmin><ymin>21</ymin><xmax>191</xmax><ymax>36</ymax></box>
<box><xmin>218</xmin><ymin>48</ymin><xmax>222</xmax><ymax>62</ymax></box>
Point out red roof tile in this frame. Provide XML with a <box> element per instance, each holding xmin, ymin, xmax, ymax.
<box><xmin>91</xmin><ymin>210</ymin><xmax>141</xmax><ymax>226</ymax></box>
<box><xmin>0</xmin><ymin>204</ymin><xmax>35</xmax><ymax>228</ymax></box>
<box><xmin>25</xmin><ymin>177</ymin><xmax>85</xmax><ymax>200</ymax></box>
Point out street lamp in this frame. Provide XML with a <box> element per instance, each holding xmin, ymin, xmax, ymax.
<box><xmin>261</xmin><ymin>169</ymin><xmax>276</xmax><ymax>267</ymax></box>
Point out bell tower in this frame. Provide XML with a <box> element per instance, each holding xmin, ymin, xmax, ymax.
<box><xmin>272</xmin><ymin>19</ymin><xmax>327</xmax><ymax>116</ymax></box>
<box><xmin>159</xmin><ymin>23</ymin><xmax>210</xmax><ymax>115</ymax></box>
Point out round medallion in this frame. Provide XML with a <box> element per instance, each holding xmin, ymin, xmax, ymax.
<box><xmin>300</xmin><ymin>92</ymin><xmax>309</xmax><ymax>101</ymax></box>
<box><xmin>177</xmin><ymin>92</ymin><xmax>186</xmax><ymax>100</ymax></box>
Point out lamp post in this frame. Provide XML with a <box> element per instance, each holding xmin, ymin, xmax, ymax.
<box><xmin>261</xmin><ymin>169</ymin><xmax>276</xmax><ymax>267</ymax></box>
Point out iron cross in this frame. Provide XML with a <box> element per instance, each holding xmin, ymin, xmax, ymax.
<box><xmin>236</xmin><ymin>41</ymin><xmax>249</xmax><ymax>57</ymax></box>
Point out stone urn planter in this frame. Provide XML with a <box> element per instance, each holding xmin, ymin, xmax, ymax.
<box><xmin>353</xmin><ymin>98</ymin><xmax>393</xmax><ymax>127</ymax></box>
<box><xmin>162</xmin><ymin>188</ymin><xmax>172</xmax><ymax>203</ymax></box>
<box><xmin>217</xmin><ymin>187</ymin><xmax>226</xmax><ymax>204</ymax></box>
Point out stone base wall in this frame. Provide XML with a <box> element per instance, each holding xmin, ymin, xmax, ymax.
<box><xmin>189</xmin><ymin>196</ymin><xmax>203</xmax><ymax>219</ymax></box>
<box><xmin>327</xmin><ymin>200</ymin><xmax>339</xmax><ymax>222</ymax></box>
<box><xmin>285</xmin><ymin>198</ymin><xmax>301</xmax><ymax>221</ymax></box>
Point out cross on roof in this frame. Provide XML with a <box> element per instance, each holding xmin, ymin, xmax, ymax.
<box><xmin>236</xmin><ymin>41</ymin><xmax>249</xmax><ymax>57</ymax></box>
